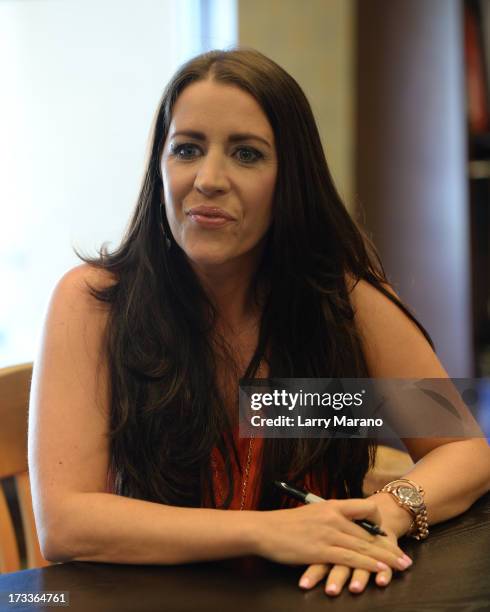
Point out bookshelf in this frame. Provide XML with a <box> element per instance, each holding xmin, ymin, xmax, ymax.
<box><xmin>465</xmin><ymin>0</ymin><xmax>490</xmax><ymax>376</ymax></box>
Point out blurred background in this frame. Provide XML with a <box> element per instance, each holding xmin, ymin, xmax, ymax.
<box><xmin>0</xmin><ymin>0</ymin><xmax>489</xmax><ymax>386</ymax></box>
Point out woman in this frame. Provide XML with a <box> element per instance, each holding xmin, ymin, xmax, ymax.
<box><xmin>29</xmin><ymin>48</ymin><xmax>490</xmax><ymax>597</ymax></box>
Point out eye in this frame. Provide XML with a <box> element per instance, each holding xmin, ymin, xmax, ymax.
<box><xmin>234</xmin><ymin>147</ymin><xmax>263</xmax><ymax>164</ymax></box>
<box><xmin>170</xmin><ymin>143</ymin><xmax>201</xmax><ymax>160</ymax></box>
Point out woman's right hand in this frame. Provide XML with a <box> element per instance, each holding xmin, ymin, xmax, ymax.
<box><xmin>255</xmin><ymin>498</ymin><xmax>411</xmax><ymax>573</ymax></box>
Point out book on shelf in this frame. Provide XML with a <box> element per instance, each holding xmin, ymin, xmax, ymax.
<box><xmin>480</xmin><ymin>0</ymin><xmax>490</xmax><ymax>109</ymax></box>
<box><xmin>465</xmin><ymin>1</ymin><xmax>490</xmax><ymax>133</ymax></box>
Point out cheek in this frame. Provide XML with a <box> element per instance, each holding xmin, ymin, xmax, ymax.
<box><xmin>162</xmin><ymin>163</ymin><xmax>192</xmax><ymax>204</ymax></box>
<box><xmin>246</xmin><ymin>174</ymin><xmax>276</xmax><ymax>223</ymax></box>
<box><xmin>162</xmin><ymin>170</ymin><xmax>178</xmax><ymax>205</ymax></box>
<box><xmin>161</xmin><ymin>175</ymin><xmax>183</xmax><ymax>231</ymax></box>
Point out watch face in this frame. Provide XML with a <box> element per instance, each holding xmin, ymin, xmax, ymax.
<box><xmin>397</xmin><ymin>486</ymin><xmax>423</xmax><ymax>506</ymax></box>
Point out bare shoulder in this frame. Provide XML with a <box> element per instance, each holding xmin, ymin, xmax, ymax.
<box><xmin>33</xmin><ymin>262</ymin><xmax>117</xmax><ymax>415</ymax></box>
<box><xmin>38</xmin><ymin>262</ymin><xmax>117</xmax><ymax>383</ymax></box>
<box><xmin>346</xmin><ymin>276</ymin><xmax>448</xmax><ymax>378</ymax></box>
<box><xmin>51</xmin><ymin>263</ymin><xmax>116</xmax><ymax>314</ymax></box>
<box><xmin>34</xmin><ymin>261</ymin><xmax>117</xmax><ymax>396</ymax></box>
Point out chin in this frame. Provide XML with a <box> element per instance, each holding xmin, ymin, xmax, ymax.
<box><xmin>182</xmin><ymin>243</ymin><xmax>236</xmax><ymax>268</ymax></box>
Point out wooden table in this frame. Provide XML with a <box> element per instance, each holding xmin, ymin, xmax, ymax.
<box><xmin>1</xmin><ymin>493</ymin><xmax>489</xmax><ymax>612</ymax></box>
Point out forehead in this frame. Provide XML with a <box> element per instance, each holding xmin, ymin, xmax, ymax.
<box><xmin>168</xmin><ymin>79</ymin><xmax>274</xmax><ymax>140</ymax></box>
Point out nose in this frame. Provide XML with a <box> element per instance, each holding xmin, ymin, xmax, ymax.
<box><xmin>194</xmin><ymin>151</ymin><xmax>230</xmax><ymax>196</ymax></box>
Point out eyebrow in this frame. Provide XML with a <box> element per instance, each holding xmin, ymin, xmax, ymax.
<box><xmin>171</xmin><ymin>130</ymin><xmax>272</xmax><ymax>149</ymax></box>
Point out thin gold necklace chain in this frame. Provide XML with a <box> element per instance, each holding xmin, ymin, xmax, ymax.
<box><xmin>239</xmin><ymin>358</ymin><xmax>266</xmax><ymax>510</ymax></box>
<box><xmin>210</xmin><ymin>435</ymin><xmax>255</xmax><ymax>511</ymax></box>
<box><xmin>239</xmin><ymin>435</ymin><xmax>255</xmax><ymax>511</ymax></box>
<box><xmin>212</xmin><ymin>360</ymin><xmax>264</xmax><ymax>510</ymax></box>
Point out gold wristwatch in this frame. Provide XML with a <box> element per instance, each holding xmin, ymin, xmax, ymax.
<box><xmin>375</xmin><ymin>478</ymin><xmax>429</xmax><ymax>540</ymax></box>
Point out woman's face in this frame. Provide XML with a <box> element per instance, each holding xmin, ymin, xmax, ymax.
<box><xmin>160</xmin><ymin>79</ymin><xmax>277</xmax><ymax>269</ymax></box>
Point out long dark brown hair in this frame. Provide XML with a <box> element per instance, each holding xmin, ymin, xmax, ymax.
<box><xmin>80</xmin><ymin>48</ymin><xmax>434</xmax><ymax>509</ymax></box>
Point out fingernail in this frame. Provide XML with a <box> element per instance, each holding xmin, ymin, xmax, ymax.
<box><xmin>326</xmin><ymin>584</ymin><xmax>338</xmax><ymax>595</ymax></box>
<box><xmin>377</xmin><ymin>575</ymin><xmax>388</xmax><ymax>586</ymax></box>
<box><xmin>350</xmin><ymin>580</ymin><xmax>362</xmax><ymax>592</ymax></box>
<box><xmin>376</xmin><ymin>561</ymin><xmax>389</xmax><ymax>571</ymax></box>
<box><xmin>397</xmin><ymin>556</ymin><xmax>412</xmax><ymax>570</ymax></box>
<box><xmin>299</xmin><ymin>577</ymin><xmax>310</xmax><ymax>588</ymax></box>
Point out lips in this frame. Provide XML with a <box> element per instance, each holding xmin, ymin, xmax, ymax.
<box><xmin>186</xmin><ymin>206</ymin><xmax>236</xmax><ymax>221</ymax></box>
<box><xmin>185</xmin><ymin>206</ymin><xmax>236</xmax><ymax>228</ymax></box>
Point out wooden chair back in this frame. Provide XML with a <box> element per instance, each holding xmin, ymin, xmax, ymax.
<box><xmin>0</xmin><ymin>363</ymin><xmax>49</xmax><ymax>573</ymax></box>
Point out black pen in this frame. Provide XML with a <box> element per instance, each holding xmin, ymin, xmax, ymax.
<box><xmin>274</xmin><ymin>480</ymin><xmax>387</xmax><ymax>537</ymax></box>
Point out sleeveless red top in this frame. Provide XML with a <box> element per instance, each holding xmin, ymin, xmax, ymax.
<box><xmin>205</xmin><ymin>429</ymin><xmax>330</xmax><ymax>510</ymax></box>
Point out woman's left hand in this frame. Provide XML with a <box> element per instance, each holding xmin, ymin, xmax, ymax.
<box><xmin>297</xmin><ymin>526</ymin><xmax>404</xmax><ymax>596</ymax></box>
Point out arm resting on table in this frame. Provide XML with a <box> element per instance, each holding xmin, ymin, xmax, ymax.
<box><xmin>348</xmin><ymin>279</ymin><xmax>490</xmax><ymax>537</ymax></box>
<box><xmin>371</xmin><ymin>437</ymin><xmax>490</xmax><ymax>537</ymax></box>
<box><xmin>39</xmin><ymin>493</ymin><xmax>260</xmax><ymax>565</ymax></box>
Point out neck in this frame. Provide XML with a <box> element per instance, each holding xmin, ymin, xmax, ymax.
<box><xmin>190</xmin><ymin>253</ymin><xmax>264</xmax><ymax>335</ymax></box>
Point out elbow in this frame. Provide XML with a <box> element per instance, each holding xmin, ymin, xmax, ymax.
<box><xmin>475</xmin><ymin>440</ymin><xmax>490</xmax><ymax>496</ymax></box>
<box><xmin>35</xmin><ymin>502</ymin><xmax>81</xmax><ymax>563</ymax></box>
<box><xmin>33</xmin><ymin>489</ymin><xmax>100</xmax><ymax>563</ymax></box>
<box><xmin>41</xmin><ymin>541</ymin><xmax>69</xmax><ymax>564</ymax></box>
<box><xmin>464</xmin><ymin>440</ymin><xmax>490</xmax><ymax>507</ymax></box>
<box><xmin>37</xmin><ymin>502</ymin><xmax>107</xmax><ymax>564</ymax></box>
<box><xmin>38</xmin><ymin>521</ymin><xmax>77</xmax><ymax>563</ymax></box>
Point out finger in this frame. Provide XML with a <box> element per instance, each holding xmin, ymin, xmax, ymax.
<box><xmin>323</xmin><ymin>546</ymin><xmax>392</xmax><ymax>573</ymax></box>
<box><xmin>325</xmin><ymin>565</ymin><xmax>351</xmax><ymax>596</ymax></box>
<box><xmin>336</xmin><ymin>518</ymin><xmax>407</xmax><ymax>558</ymax></box>
<box><xmin>332</xmin><ymin>532</ymin><xmax>412</xmax><ymax>572</ymax></box>
<box><xmin>375</xmin><ymin>567</ymin><xmax>393</xmax><ymax>588</ymax></box>
<box><xmin>349</xmin><ymin>568</ymin><xmax>371</xmax><ymax>594</ymax></box>
<box><xmin>299</xmin><ymin>564</ymin><xmax>329</xmax><ymax>589</ymax></box>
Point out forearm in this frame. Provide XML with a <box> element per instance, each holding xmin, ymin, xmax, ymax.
<box><xmin>370</xmin><ymin>439</ymin><xmax>490</xmax><ymax>538</ymax></box>
<box><xmin>42</xmin><ymin>492</ymin><xmax>261</xmax><ymax>565</ymax></box>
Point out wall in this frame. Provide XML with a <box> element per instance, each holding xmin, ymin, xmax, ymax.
<box><xmin>238</xmin><ymin>0</ymin><xmax>355</xmax><ymax>210</ymax></box>
<box><xmin>0</xmin><ymin>0</ymin><xmax>200</xmax><ymax>366</ymax></box>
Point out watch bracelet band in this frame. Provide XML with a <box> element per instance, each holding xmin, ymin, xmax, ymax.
<box><xmin>410</xmin><ymin>507</ymin><xmax>429</xmax><ymax>540</ymax></box>
<box><xmin>374</xmin><ymin>479</ymin><xmax>429</xmax><ymax>541</ymax></box>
